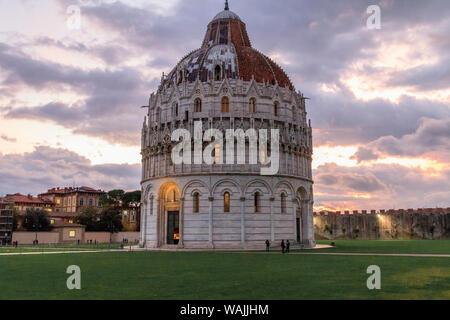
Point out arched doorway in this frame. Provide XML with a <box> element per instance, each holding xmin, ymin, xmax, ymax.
<box><xmin>158</xmin><ymin>182</ymin><xmax>182</xmax><ymax>247</ymax></box>
<box><xmin>296</xmin><ymin>187</ymin><xmax>309</xmax><ymax>245</ymax></box>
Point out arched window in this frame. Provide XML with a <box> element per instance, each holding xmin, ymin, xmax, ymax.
<box><xmin>274</xmin><ymin>101</ymin><xmax>279</xmax><ymax>117</ymax></box>
<box><xmin>249</xmin><ymin>98</ymin><xmax>256</xmax><ymax>113</ymax></box>
<box><xmin>193</xmin><ymin>193</ymin><xmax>200</xmax><ymax>213</ymax></box>
<box><xmin>215</xmin><ymin>65</ymin><xmax>222</xmax><ymax>81</ymax></box>
<box><xmin>194</xmin><ymin>98</ymin><xmax>202</xmax><ymax>113</ymax></box>
<box><xmin>224</xmin><ymin>192</ymin><xmax>230</xmax><ymax>213</ymax></box>
<box><xmin>254</xmin><ymin>192</ymin><xmax>261</xmax><ymax>213</ymax></box>
<box><xmin>167</xmin><ymin>188</ymin><xmax>179</xmax><ymax>203</ymax></box>
<box><xmin>221</xmin><ymin>96</ymin><xmax>229</xmax><ymax>113</ymax></box>
<box><xmin>178</xmin><ymin>70</ymin><xmax>183</xmax><ymax>84</ymax></box>
<box><xmin>281</xmin><ymin>193</ymin><xmax>287</xmax><ymax>214</ymax></box>
<box><xmin>149</xmin><ymin>195</ymin><xmax>154</xmax><ymax>215</ymax></box>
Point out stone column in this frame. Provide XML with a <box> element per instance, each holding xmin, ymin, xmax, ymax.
<box><xmin>140</xmin><ymin>200</ymin><xmax>147</xmax><ymax>247</ymax></box>
<box><xmin>178</xmin><ymin>197</ymin><xmax>185</xmax><ymax>248</ymax></box>
<box><xmin>292</xmin><ymin>199</ymin><xmax>297</xmax><ymax>242</ymax></box>
<box><xmin>208</xmin><ymin>196</ymin><xmax>214</xmax><ymax>248</ymax></box>
<box><xmin>270</xmin><ymin>197</ymin><xmax>275</xmax><ymax>242</ymax></box>
<box><xmin>240</xmin><ymin>196</ymin><xmax>246</xmax><ymax>248</ymax></box>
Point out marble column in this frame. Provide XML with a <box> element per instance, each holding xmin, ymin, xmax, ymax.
<box><xmin>140</xmin><ymin>200</ymin><xmax>147</xmax><ymax>247</ymax></box>
<box><xmin>270</xmin><ymin>196</ymin><xmax>275</xmax><ymax>242</ymax></box>
<box><xmin>178</xmin><ymin>197</ymin><xmax>185</xmax><ymax>248</ymax></box>
<box><xmin>240</xmin><ymin>196</ymin><xmax>246</xmax><ymax>247</ymax></box>
<box><xmin>292</xmin><ymin>199</ymin><xmax>297</xmax><ymax>242</ymax></box>
<box><xmin>208</xmin><ymin>196</ymin><xmax>214</xmax><ymax>248</ymax></box>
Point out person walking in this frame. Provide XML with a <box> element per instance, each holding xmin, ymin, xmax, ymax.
<box><xmin>265</xmin><ymin>240</ymin><xmax>270</xmax><ymax>252</ymax></box>
<box><xmin>286</xmin><ymin>240</ymin><xmax>290</xmax><ymax>253</ymax></box>
<box><xmin>281</xmin><ymin>240</ymin><xmax>286</xmax><ymax>254</ymax></box>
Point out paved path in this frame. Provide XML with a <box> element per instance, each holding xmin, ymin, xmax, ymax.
<box><xmin>1</xmin><ymin>248</ymin><xmax>449</xmax><ymax>258</ymax></box>
<box><xmin>0</xmin><ymin>249</ymin><xmax>125</xmax><ymax>256</ymax></box>
<box><xmin>286</xmin><ymin>252</ymin><xmax>450</xmax><ymax>258</ymax></box>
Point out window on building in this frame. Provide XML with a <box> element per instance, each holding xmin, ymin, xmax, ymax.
<box><xmin>254</xmin><ymin>192</ymin><xmax>261</xmax><ymax>213</ymax></box>
<box><xmin>193</xmin><ymin>193</ymin><xmax>200</xmax><ymax>213</ymax></box>
<box><xmin>69</xmin><ymin>219</ymin><xmax>73</xmax><ymax>224</ymax></box>
<box><xmin>274</xmin><ymin>101</ymin><xmax>279</xmax><ymax>116</ymax></box>
<box><xmin>79</xmin><ymin>198</ymin><xmax>84</xmax><ymax>206</ymax></box>
<box><xmin>215</xmin><ymin>143</ymin><xmax>221</xmax><ymax>164</ymax></box>
<box><xmin>150</xmin><ymin>196</ymin><xmax>154</xmax><ymax>215</ymax></box>
<box><xmin>50</xmin><ymin>219</ymin><xmax>55</xmax><ymax>224</ymax></box>
<box><xmin>167</xmin><ymin>188</ymin><xmax>179</xmax><ymax>203</ymax></box>
<box><xmin>69</xmin><ymin>231</ymin><xmax>76</xmax><ymax>238</ymax></box>
<box><xmin>249</xmin><ymin>98</ymin><xmax>256</xmax><ymax>113</ymax></box>
<box><xmin>224</xmin><ymin>192</ymin><xmax>230</xmax><ymax>213</ymax></box>
<box><xmin>221</xmin><ymin>96</ymin><xmax>229</xmax><ymax>113</ymax></box>
<box><xmin>194</xmin><ymin>98</ymin><xmax>202</xmax><ymax>113</ymax></box>
<box><xmin>173</xmin><ymin>102</ymin><xmax>179</xmax><ymax>117</ymax></box>
<box><xmin>215</xmin><ymin>65</ymin><xmax>222</xmax><ymax>81</ymax></box>
<box><xmin>88</xmin><ymin>198</ymin><xmax>94</xmax><ymax>207</ymax></box>
<box><xmin>281</xmin><ymin>193</ymin><xmax>287</xmax><ymax>214</ymax></box>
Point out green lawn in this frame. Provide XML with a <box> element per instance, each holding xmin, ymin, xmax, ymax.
<box><xmin>0</xmin><ymin>240</ymin><xmax>449</xmax><ymax>300</ymax></box>
<box><xmin>314</xmin><ymin>240</ymin><xmax>450</xmax><ymax>254</ymax></box>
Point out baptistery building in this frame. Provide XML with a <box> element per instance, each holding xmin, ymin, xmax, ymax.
<box><xmin>140</xmin><ymin>2</ymin><xmax>315</xmax><ymax>249</ymax></box>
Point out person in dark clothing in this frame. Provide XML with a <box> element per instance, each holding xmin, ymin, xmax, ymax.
<box><xmin>281</xmin><ymin>240</ymin><xmax>286</xmax><ymax>254</ymax></box>
<box><xmin>265</xmin><ymin>240</ymin><xmax>270</xmax><ymax>252</ymax></box>
<box><xmin>286</xmin><ymin>240</ymin><xmax>290</xmax><ymax>253</ymax></box>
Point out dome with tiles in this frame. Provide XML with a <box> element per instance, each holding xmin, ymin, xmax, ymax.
<box><xmin>163</xmin><ymin>2</ymin><xmax>294</xmax><ymax>90</ymax></box>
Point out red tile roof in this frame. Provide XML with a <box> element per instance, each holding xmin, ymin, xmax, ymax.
<box><xmin>3</xmin><ymin>193</ymin><xmax>53</xmax><ymax>204</ymax></box>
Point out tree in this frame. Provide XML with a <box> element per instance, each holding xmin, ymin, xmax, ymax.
<box><xmin>122</xmin><ymin>190</ymin><xmax>141</xmax><ymax>205</ymax></box>
<box><xmin>75</xmin><ymin>206</ymin><xmax>101</xmax><ymax>231</ymax></box>
<box><xmin>108</xmin><ymin>189</ymin><xmax>125</xmax><ymax>202</ymax></box>
<box><xmin>22</xmin><ymin>209</ymin><xmax>51</xmax><ymax>232</ymax></box>
<box><xmin>98</xmin><ymin>206</ymin><xmax>123</xmax><ymax>233</ymax></box>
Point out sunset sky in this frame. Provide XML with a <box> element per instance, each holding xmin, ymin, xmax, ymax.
<box><xmin>0</xmin><ymin>0</ymin><xmax>449</xmax><ymax>211</ymax></box>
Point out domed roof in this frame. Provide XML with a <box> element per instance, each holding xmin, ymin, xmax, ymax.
<box><xmin>212</xmin><ymin>10</ymin><xmax>241</xmax><ymax>22</ymax></box>
<box><xmin>165</xmin><ymin>3</ymin><xmax>294</xmax><ymax>90</ymax></box>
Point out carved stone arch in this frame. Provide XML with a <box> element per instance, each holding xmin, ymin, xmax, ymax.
<box><xmin>190</xmin><ymin>188</ymin><xmax>204</xmax><ymax>197</ymax></box>
<box><xmin>212</xmin><ymin>178</ymin><xmax>242</xmax><ymax>197</ymax></box>
<box><xmin>220</xmin><ymin>188</ymin><xmax>234</xmax><ymax>196</ymax></box>
<box><xmin>274</xmin><ymin>181</ymin><xmax>294</xmax><ymax>197</ymax></box>
<box><xmin>296</xmin><ymin>186</ymin><xmax>309</xmax><ymax>201</ymax></box>
<box><xmin>143</xmin><ymin>184</ymin><xmax>154</xmax><ymax>203</ymax></box>
<box><xmin>182</xmin><ymin>180</ymin><xmax>211</xmax><ymax>198</ymax></box>
<box><xmin>244</xmin><ymin>179</ymin><xmax>273</xmax><ymax>197</ymax></box>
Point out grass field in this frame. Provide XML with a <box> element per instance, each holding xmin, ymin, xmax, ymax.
<box><xmin>0</xmin><ymin>240</ymin><xmax>448</xmax><ymax>300</ymax></box>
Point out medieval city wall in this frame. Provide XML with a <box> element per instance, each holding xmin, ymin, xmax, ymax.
<box><xmin>314</xmin><ymin>209</ymin><xmax>450</xmax><ymax>240</ymax></box>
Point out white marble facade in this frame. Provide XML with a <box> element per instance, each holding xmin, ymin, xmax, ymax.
<box><xmin>139</xmin><ymin>7</ymin><xmax>315</xmax><ymax>249</ymax></box>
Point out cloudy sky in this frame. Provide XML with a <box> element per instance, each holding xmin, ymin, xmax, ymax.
<box><xmin>0</xmin><ymin>0</ymin><xmax>449</xmax><ymax>211</ymax></box>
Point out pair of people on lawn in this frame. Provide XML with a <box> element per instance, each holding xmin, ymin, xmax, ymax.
<box><xmin>265</xmin><ymin>239</ymin><xmax>290</xmax><ymax>253</ymax></box>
